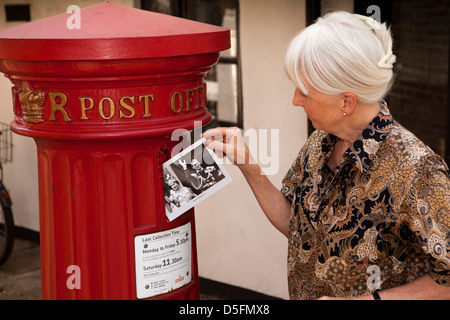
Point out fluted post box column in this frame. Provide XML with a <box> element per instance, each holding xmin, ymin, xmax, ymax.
<box><xmin>0</xmin><ymin>2</ymin><xmax>229</xmax><ymax>300</ymax></box>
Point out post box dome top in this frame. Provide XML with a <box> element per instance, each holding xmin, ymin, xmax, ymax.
<box><xmin>0</xmin><ymin>1</ymin><xmax>230</xmax><ymax>61</ymax></box>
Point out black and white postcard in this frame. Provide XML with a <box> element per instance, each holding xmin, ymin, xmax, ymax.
<box><xmin>163</xmin><ymin>138</ymin><xmax>232</xmax><ymax>221</ymax></box>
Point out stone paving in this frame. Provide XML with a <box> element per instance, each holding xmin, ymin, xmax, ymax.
<box><xmin>0</xmin><ymin>238</ymin><xmax>41</xmax><ymax>300</ymax></box>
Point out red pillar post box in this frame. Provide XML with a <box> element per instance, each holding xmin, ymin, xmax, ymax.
<box><xmin>0</xmin><ymin>2</ymin><xmax>229</xmax><ymax>300</ymax></box>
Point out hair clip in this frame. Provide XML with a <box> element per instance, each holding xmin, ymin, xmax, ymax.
<box><xmin>378</xmin><ymin>51</ymin><xmax>395</xmax><ymax>69</ymax></box>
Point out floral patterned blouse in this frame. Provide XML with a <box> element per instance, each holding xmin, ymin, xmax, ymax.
<box><xmin>281</xmin><ymin>103</ymin><xmax>450</xmax><ymax>299</ymax></box>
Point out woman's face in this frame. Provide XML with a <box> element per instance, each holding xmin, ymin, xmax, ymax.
<box><xmin>191</xmin><ymin>159</ymin><xmax>201</xmax><ymax>170</ymax></box>
<box><xmin>292</xmin><ymin>86</ymin><xmax>342</xmax><ymax>134</ymax></box>
<box><xmin>169</xmin><ymin>181</ymin><xmax>180</xmax><ymax>190</ymax></box>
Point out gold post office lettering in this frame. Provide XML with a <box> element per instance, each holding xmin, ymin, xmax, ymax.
<box><xmin>46</xmin><ymin>83</ymin><xmax>206</xmax><ymax>122</ymax></box>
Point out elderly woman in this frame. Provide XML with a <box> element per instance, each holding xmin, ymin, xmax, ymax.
<box><xmin>203</xmin><ymin>11</ymin><xmax>450</xmax><ymax>300</ymax></box>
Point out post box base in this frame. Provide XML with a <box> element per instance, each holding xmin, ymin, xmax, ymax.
<box><xmin>35</xmin><ymin>136</ymin><xmax>200</xmax><ymax>300</ymax></box>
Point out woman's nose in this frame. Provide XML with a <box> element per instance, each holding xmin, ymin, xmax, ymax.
<box><xmin>292</xmin><ymin>90</ymin><xmax>305</xmax><ymax>107</ymax></box>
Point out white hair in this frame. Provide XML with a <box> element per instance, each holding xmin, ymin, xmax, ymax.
<box><xmin>285</xmin><ymin>11</ymin><xmax>396</xmax><ymax>104</ymax></box>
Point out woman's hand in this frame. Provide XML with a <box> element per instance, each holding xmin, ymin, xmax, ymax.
<box><xmin>202</xmin><ymin>127</ymin><xmax>254</xmax><ymax>167</ymax></box>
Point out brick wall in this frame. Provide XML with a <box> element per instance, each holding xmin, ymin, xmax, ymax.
<box><xmin>388</xmin><ymin>0</ymin><xmax>449</xmax><ymax>158</ymax></box>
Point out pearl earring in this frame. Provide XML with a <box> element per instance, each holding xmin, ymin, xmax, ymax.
<box><xmin>343</xmin><ymin>112</ymin><xmax>347</xmax><ymax>116</ymax></box>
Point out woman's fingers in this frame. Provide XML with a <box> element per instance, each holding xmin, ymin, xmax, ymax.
<box><xmin>202</xmin><ymin>127</ymin><xmax>248</xmax><ymax>164</ymax></box>
<box><xmin>205</xmin><ymin>138</ymin><xmax>225</xmax><ymax>153</ymax></box>
<box><xmin>202</xmin><ymin>127</ymin><xmax>229</xmax><ymax>140</ymax></box>
<box><xmin>202</xmin><ymin>127</ymin><xmax>242</xmax><ymax>142</ymax></box>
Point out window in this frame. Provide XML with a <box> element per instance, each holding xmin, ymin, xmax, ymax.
<box><xmin>5</xmin><ymin>4</ymin><xmax>31</xmax><ymax>22</ymax></box>
<box><xmin>141</xmin><ymin>0</ymin><xmax>243</xmax><ymax>129</ymax></box>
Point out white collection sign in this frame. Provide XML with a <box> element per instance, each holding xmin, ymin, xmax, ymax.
<box><xmin>134</xmin><ymin>223</ymin><xmax>192</xmax><ymax>299</ymax></box>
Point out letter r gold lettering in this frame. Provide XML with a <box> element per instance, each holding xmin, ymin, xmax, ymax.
<box><xmin>49</xmin><ymin>92</ymin><xmax>72</xmax><ymax>122</ymax></box>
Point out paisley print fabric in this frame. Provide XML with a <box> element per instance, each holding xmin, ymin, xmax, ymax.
<box><xmin>281</xmin><ymin>103</ymin><xmax>450</xmax><ymax>300</ymax></box>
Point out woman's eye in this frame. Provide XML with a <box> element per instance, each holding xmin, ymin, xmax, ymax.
<box><xmin>297</xmin><ymin>89</ymin><xmax>307</xmax><ymax>97</ymax></box>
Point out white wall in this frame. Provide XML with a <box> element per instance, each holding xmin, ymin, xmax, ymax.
<box><xmin>195</xmin><ymin>0</ymin><xmax>308</xmax><ymax>299</ymax></box>
<box><xmin>0</xmin><ymin>75</ymin><xmax>39</xmax><ymax>230</ymax></box>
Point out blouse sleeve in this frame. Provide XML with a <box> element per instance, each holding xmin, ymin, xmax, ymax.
<box><xmin>403</xmin><ymin>156</ymin><xmax>450</xmax><ymax>287</ymax></box>
<box><xmin>281</xmin><ymin>147</ymin><xmax>305</xmax><ymax>203</ymax></box>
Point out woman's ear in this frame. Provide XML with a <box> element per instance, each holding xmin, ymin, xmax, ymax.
<box><xmin>342</xmin><ymin>92</ymin><xmax>357</xmax><ymax>116</ymax></box>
